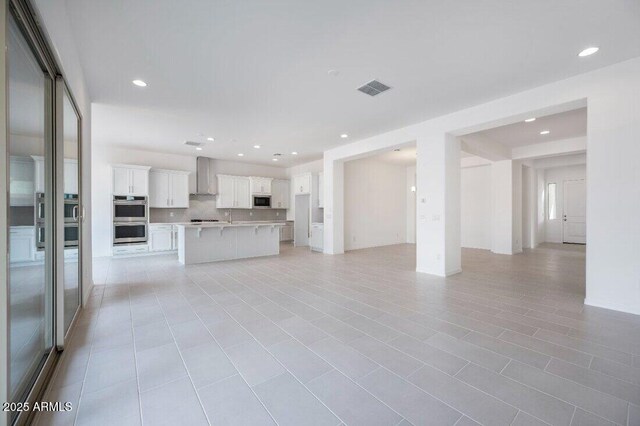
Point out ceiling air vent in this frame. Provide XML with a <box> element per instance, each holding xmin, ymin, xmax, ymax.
<box><xmin>184</xmin><ymin>141</ymin><xmax>203</xmax><ymax>147</ymax></box>
<box><xmin>357</xmin><ymin>79</ymin><xmax>391</xmax><ymax>97</ymax></box>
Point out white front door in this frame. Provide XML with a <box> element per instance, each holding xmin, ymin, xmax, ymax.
<box><xmin>563</xmin><ymin>179</ymin><xmax>586</xmax><ymax>244</ymax></box>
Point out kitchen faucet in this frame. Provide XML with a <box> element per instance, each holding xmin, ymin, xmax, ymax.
<box><xmin>227</xmin><ymin>209</ymin><xmax>232</xmax><ymax>223</ymax></box>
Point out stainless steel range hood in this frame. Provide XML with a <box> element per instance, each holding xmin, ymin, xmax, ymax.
<box><xmin>195</xmin><ymin>157</ymin><xmax>217</xmax><ymax>195</ymax></box>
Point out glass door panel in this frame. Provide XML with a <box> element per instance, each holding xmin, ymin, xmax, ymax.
<box><xmin>61</xmin><ymin>86</ymin><xmax>81</xmax><ymax>335</ymax></box>
<box><xmin>7</xmin><ymin>12</ymin><xmax>54</xmax><ymax>406</ymax></box>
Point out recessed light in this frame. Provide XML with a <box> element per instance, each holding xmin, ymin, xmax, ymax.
<box><xmin>291</xmin><ymin>151</ymin><xmax>298</xmax><ymax>155</ymax></box>
<box><xmin>524</xmin><ymin>118</ymin><xmax>536</xmax><ymax>122</ymax></box>
<box><xmin>327</xmin><ymin>69</ymin><xmax>340</xmax><ymax>77</ymax></box>
<box><xmin>207</xmin><ymin>137</ymin><xmax>214</xmax><ymax>141</ymax></box>
<box><xmin>540</xmin><ymin>130</ymin><xmax>550</xmax><ymax>135</ymax></box>
<box><xmin>237</xmin><ymin>153</ymin><xmax>244</xmax><ymax>157</ymax></box>
<box><xmin>253</xmin><ymin>145</ymin><xmax>261</xmax><ymax>149</ymax></box>
<box><xmin>195</xmin><ymin>147</ymin><xmax>203</xmax><ymax>151</ymax></box>
<box><xmin>340</xmin><ymin>134</ymin><xmax>348</xmax><ymax>139</ymax></box>
<box><xmin>272</xmin><ymin>158</ymin><xmax>278</xmax><ymax>162</ymax></box>
<box><xmin>578</xmin><ymin>47</ymin><xmax>599</xmax><ymax>57</ymax></box>
<box><xmin>132</xmin><ymin>79</ymin><xmax>147</xmax><ymax>87</ymax></box>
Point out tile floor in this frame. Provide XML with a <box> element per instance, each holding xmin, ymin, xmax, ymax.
<box><xmin>37</xmin><ymin>243</ymin><xmax>640</xmax><ymax>426</ymax></box>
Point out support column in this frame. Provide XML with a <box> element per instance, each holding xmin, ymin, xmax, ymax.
<box><xmin>323</xmin><ymin>158</ymin><xmax>344</xmax><ymax>255</ymax></box>
<box><xmin>491</xmin><ymin>160</ymin><xmax>522</xmax><ymax>254</ymax></box>
<box><xmin>416</xmin><ymin>133</ymin><xmax>461</xmax><ymax>276</ymax></box>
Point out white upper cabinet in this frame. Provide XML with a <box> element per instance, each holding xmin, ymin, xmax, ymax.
<box><xmin>271</xmin><ymin>179</ymin><xmax>290</xmax><ymax>209</ymax></box>
<box><xmin>234</xmin><ymin>177</ymin><xmax>252</xmax><ymax>208</ymax></box>
<box><xmin>32</xmin><ymin>155</ymin><xmax>45</xmax><ymax>194</ymax></box>
<box><xmin>149</xmin><ymin>169</ymin><xmax>190</xmax><ymax>208</ymax></box>
<box><xmin>9</xmin><ymin>156</ymin><xmax>36</xmax><ymax>206</ymax></box>
<box><xmin>170</xmin><ymin>173</ymin><xmax>190</xmax><ymax>208</ymax></box>
<box><xmin>250</xmin><ymin>177</ymin><xmax>273</xmax><ymax>195</ymax></box>
<box><xmin>64</xmin><ymin>159</ymin><xmax>78</xmax><ymax>195</ymax></box>
<box><xmin>216</xmin><ymin>175</ymin><xmax>251</xmax><ymax>209</ymax></box>
<box><xmin>294</xmin><ymin>173</ymin><xmax>312</xmax><ymax>195</ymax></box>
<box><xmin>112</xmin><ymin>165</ymin><xmax>151</xmax><ymax>196</ymax></box>
<box><xmin>318</xmin><ymin>172</ymin><xmax>324</xmax><ymax>208</ymax></box>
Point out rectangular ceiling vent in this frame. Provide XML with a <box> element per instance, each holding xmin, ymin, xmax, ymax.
<box><xmin>357</xmin><ymin>79</ymin><xmax>391</xmax><ymax>97</ymax></box>
<box><xmin>184</xmin><ymin>141</ymin><xmax>203</xmax><ymax>147</ymax></box>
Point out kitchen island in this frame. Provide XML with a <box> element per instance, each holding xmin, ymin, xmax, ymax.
<box><xmin>176</xmin><ymin>222</ymin><xmax>285</xmax><ymax>265</ymax></box>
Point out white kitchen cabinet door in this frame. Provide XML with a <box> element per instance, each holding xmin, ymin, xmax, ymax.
<box><xmin>261</xmin><ymin>178</ymin><xmax>272</xmax><ymax>195</ymax></box>
<box><xmin>250</xmin><ymin>177</ymin><xmax>272</xmax><ymax>195</ymax></box>
<box><xmin>130</xmin><ymin>168</ymin><xmax>148</xmax><ymax>196</ymax></box>
<box><xmin>272</xmin><ymin>179</ymin><xmax>290</xmax><ymax>209</ymax></box>
<box><xmin>171</xmin><ymin>225</ymin><xmax>178</xmax><ymax>250</ymax></box>
<box><xmin>216</xmin><ymin>175</ymin><xmax>235</xmax><ymax>208</ymax></box>
<box><xmin>149</xmin><ymin>227</ymin><xmax>173</xmax><ymax>252</ymax></box>
<box><xmin>170</xmin><ymin>173</ymin><xmax>190</xmax><ymax>208</ymax></box>
<box><xmin>64</xmin><ymin>159</ymin><xmax>78</xmax><ymax>195</ymax></box>
<box><xmin>280</xmin><ymin>224</ymin><xmax>293</xmax><ymax>241</ymax></box>
<box><xmin>294</xmin><ymin>174</ymin><xmax>311</xmax><ymax>195</ymax></box>
<box><xmin>149</xmin><ymin>171</ymin><xmax>170</xmax><ymax>207</ymax></box>
<box><xmin>112</xmin><ymin>167</ymin><xmax>131</xmax><ymax>195</ymax></box>
<box><xmin>33</xmin><ymin>156</ymin><xmax>45</xmax><ymax>194</ymax></box>
<box><xmin>9</xmin><ymin>228</ymin><xmax>35</xmax><ymax>263</ymax></box>
<box><xmin>318</xmin><ymin>172</ymin><xmax>324</xmax><ymax>208</ymax></box>
<box><xmin>234</xmin><ymin>177</ymin><xmax>251</xmax><ymax>208</ymax></box>
<box><xmin>9</xmin><ymin>157</ymin><xmax>36</xmax><ymax>206</ymax></box>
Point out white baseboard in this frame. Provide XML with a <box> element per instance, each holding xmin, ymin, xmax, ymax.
<box><xmin>584</xmin><ymin>297</ymin><xmax>640</xmax><ymax>316</ymax></box>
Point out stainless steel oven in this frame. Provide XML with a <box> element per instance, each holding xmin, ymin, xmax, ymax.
<box><xmin>113</xmin><ymin>222</ymin><xmax>148</xmax><ymax>245</ymax></box>
<box><xmin>36</xmin><ymin>192</ymin><xmax>45</xmax><ymax>222</ymax></box>
<box><xmin>113</xmin><ymin>195</ymin><xmax>148</xmax><ymax>222</ymax></box>
<box><xmin>64</xmin><ymin>193</ymin><xmax>79</xmax><ymax>223</ymax></box>
<box><xmin>252</xmin><ymin>195</ymin><xmax>271</xmax><ymax>208</ymax></box>
<box><xmin>36</xmin><ymin>223</ymin><xmax>79</xmax><ymax>249</ymax></box>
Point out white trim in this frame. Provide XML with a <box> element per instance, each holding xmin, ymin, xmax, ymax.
<box><xmin>584</xmin><ymin>297</ymin><xmax>640</xmax><ymax>316</ymax></box>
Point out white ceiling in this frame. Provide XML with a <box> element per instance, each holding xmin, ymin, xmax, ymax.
<box><xmin>65</xmin><ymin>0</ymin><xmax>640</xmax><ymax>167</ymax></box>
<box><xmin>463</xmin><ymin>108</ymin><xmax>587</xmax><ymax>148</ymax></box>
<box><xmin>373</xmin><ymin>145</ymin><xmax>417</xmax><ymax>166</ymax></box>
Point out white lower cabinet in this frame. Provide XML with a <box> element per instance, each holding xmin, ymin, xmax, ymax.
<box><xmin>310</xmin><ymin>223</ymin><xmax>324</xmax><ymax>252</ymax></box>
<box><xmin>9</xmin><ymin>227</ymin><xmax>35</xmax><ymax>263</ymax></box>
<box><xmin>149</xmin><ymin>224</ymin><xmax>175</xmax><ymax>252</ymax></box>
<box><xmin>112</xmin><ymin>244</ymin><xmax>149</xmax><ymax>256</ymax></box>
<box><xmin>280</xmin><ymin>224</ymin><xmax>293</xmax><ymax>241</ymax></box>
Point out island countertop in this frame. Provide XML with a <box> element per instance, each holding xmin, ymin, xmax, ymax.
<box><xmin>175</xmin><ymin>221</ymin><xmax>286</xmax><ymax>229</ymax></box>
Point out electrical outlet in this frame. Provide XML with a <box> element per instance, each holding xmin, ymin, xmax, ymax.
<box><xmin>249</xmin><ymin>211</ymin><xmax>253</xmax><ymax>216</ymax></box>
<box><xmin>224</xmin><ymin>211</ymin><xmax>229</xmax><ymax>216</ymax></box>
<box><xmin>276</xmin><ymin>212</ymin><xmax>280</xmax><ymax>216</ymax></box>
<box><xmin>352</xmin><ymin>236</ymin><xmax>356</xmax><ymax>242</ymax></box>
<box><xmin>169</xmin><ymin>212</ymin><xmax>174</xmax><ymax>217</ymax></box>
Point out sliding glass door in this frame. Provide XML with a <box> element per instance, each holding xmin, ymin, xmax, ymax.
<box><xmin>7</xmin><ymin>10</ymin><xmax>55</xmax><ymax>412</ymax></box>
<box><xmin>5</xmin><ymin>3</ymin><xmax>83</xmax><ymax>424</ymax></box>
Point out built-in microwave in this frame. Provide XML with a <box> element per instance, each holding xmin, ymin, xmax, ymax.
<box><xmin>252</xmin><ymin>195</ymin><xmax>271</xmax><ymax>209</ymax></box>
<box><xmin>113</xmin><ymin>222</ymin><xmax>148</xmax><ymax>245</ymax></box>
<box><xmin>64</xmin><ymin>194</ymin><xmax>79</xmax><ymax>222</ymax></box>
<box><xmin>113</xmin><ymin>196</ymin><xmax>147</xmax><ymax>222</ymax></box>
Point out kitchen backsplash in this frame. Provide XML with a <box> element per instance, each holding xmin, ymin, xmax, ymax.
<box><xmin>149</xmin><ymin>195</ymin><xmax>288</xmax><ymax>223</ymax></box>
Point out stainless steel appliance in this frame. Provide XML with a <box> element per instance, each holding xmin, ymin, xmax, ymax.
<box><xmin>64</xmin><ymin>193</ymin><xmax>79</xmax><ymax>223</ymax></box>
<box><xmin>36</xmin><ymin>192</ymin><xmax>45</xmax><ymax>222</ymax></box>
<box><xmin>113</xmin><ymin>222</ymin><xmax>148</xmax><ymax>245</ymax></box>
<box><xmin>113</xmin><ymin>195</ymin><xmax>148</xmax><ymax>222</ymax></box>
<box><xmin>252</xmin><ymin>195</ymin><xmax>271</xmax><ymax>208</ymax></box>
<box><xmin>36</xmin><ymin>223</ymin><xmax>79</xmax><ymax>248</ymax></box>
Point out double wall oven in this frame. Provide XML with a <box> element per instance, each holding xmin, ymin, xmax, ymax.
<box><xmin>113</xmin><ymin>195</ymin><xmax>148</xmax><ymax>245</ymax></box>
<box><xmin>36</xmin><ymin>193</ymin><xmax>79</xmax><ymax>249</ymax></box>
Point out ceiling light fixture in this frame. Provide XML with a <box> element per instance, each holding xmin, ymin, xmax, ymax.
<box><xmin>394</xmin><ymin>149</ymin><xmax>401</xmax><ymax>152</ymax></box>
<box><xmin>195</xmin><ymin>147</ymin><xmax>203</xmax><ymax>151</ymax></box>
<box><xmin>540</xmin><ymin>130</ymin><xmax>550</xmax><ymax>135</ymax></box>
<box><xmin>253</xmin><ymin>145</ymin><xmax>261</xmax><ymax>149</ymax></box>
<box><xmin>578</xmin><ymin>47</ymin><xmax>599</xmax><ymax>57</ymax></box>
<box><xmin>524</xmin><ymin>118</ymin><xmax>536</xmax><ymax>122</ymax></box>
<box><xmin>340</xmin><ymin>134</ymin><xmax>348</xmax><ymax>139</ymax></box>
<box><xmin>291</xmin><ymin>151</ymin><xmax>298</xmax><ymax>155</ymax></box>
<box><xmin>272</xmin><ymin>158</ymin><xmax>278</xmax><ymax>162</ymax></box>
<box><xmin>132</xmin><ymin>79</ymin><xmax>147</xmax><ymax>87</ymax></box>
<box><xmin>207</xmin><ymin>137</ymin><xmax>214</xmax><ymax>141</ymax></box>
<box><xmin>237</xmin><ymin>153</ymin><xmax>244</xmax><ymax>157</ymax></box>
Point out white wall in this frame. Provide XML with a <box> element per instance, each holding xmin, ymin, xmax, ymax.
<box><xmin>324</xmin><ymin>57</ymin><xmax>640</xmax><ymax>315</ymax></box>
<box><xmin>461</xmin><ymin>165</ymin><xmax>492</xmax><ymax>249</ymax></box>
<box><xmin>91</xmin><ymin>145</ymin><xmax>287</xmax><ymax>258</ymax></box>
<box><xmin>544</xmin><ymin>164</ymin><xmax>587</xmax><ymax>243</ymax></box>
<box><xmin>343</xmin><ymin>158</ymin><xmax>407</xmax><ymax>251</ymax></box>
<box><xmin>406</xmin><ymin>166</ymin><xmax>416</xmax><ymax>244</ymax></box>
